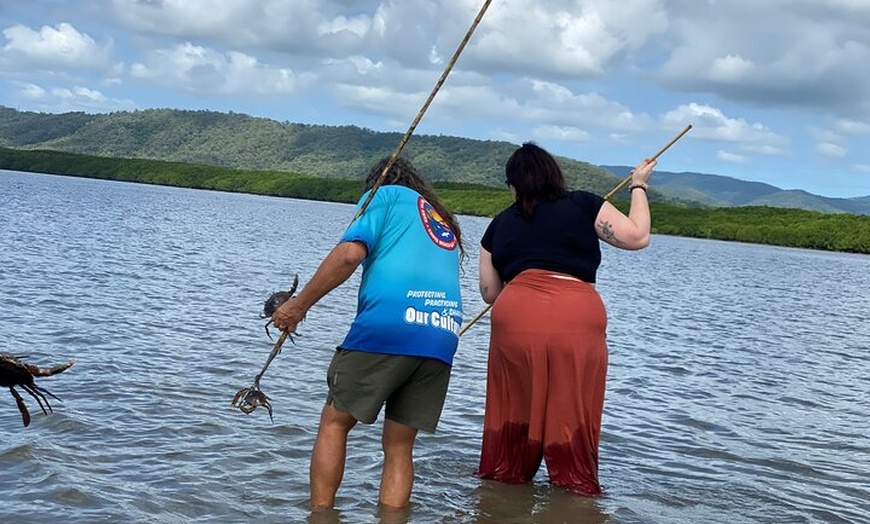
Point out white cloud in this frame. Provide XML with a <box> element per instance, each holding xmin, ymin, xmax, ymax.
<box><xmin>663</xmin><ymin>103</ymin><xmax>785</xmax><ymax>154</ymax></box>
<box><xmin>471</xmin><ymin>0</ymin><xmax>667</xmax><ymax>77</ymax></box>
<box><xmin>707</xmin><ymin>54</ymin><xmax>754</xmax><ymax>83</ymax></box>
<box><xmin>342</xmin><ymin>55</ymin><xmax>382</xmax><ymax>76</ymax></box>
<box><xmin>532</xmin><ymin>124</ymin><xmax>590</xmax><ymax>143</ymax></box>
<box><xmin>369</xmin><ymin>1</ymin><xmax>446</xmax><ymax>67</ymax></box>
<box><xmin>742</xmin><ymin>144</ymin><xmax>785</xmax><ymax>156</ymax></box>
<box><xmin>131</xmin><ymin>43</ymin><xmax>296</xmax><ymax>95</ymax></box>
<box><xmin>332</xmin><ymin>83</ymin><xmax>425</xmax><ymax>121</ymax></box>
<box><xmin>798</xmin><ymin>0</ymin><xmax>870</xmax><ymax>17</ymax></box>
<box><xmin>12</xmin><ymin>80</ymin><xmax>134</xmax><ymax>112</ymax></box>
<box><xmin>427</xmin><ymin>83</ymin><xmax>521</xmax><ymax>119</ymax></box>
<box><xmin>16</xmin><ymin>81</ymin><xmax>45</xmax><ymax>99</ymax></box>
<box><xmin>809</xmin><ymin>126</ymin><xmax>843</xmax><ymax>143</ymax></box>
<box><xmin>103</xmin><ymin>0</ymin><xmax>671</xmax><ymax>80</ymax></box>
<box><xmin>51</xmin><ymin>86</ymin><xmax>106</xmax><ymax>102</ymax></box>
<box><xmin>656</xmin><ymin>1</ymin><xmax>870</xmax><ymax>117</ymax></box>
<box><xmin>1</xmin><ymin>22</ymin><xmax>110</xmax><ymax>70</ymax></box>
<box><xmin>490</xmin><ymin>128</ymin><xmax>520</xmax><ymax>143</ymax></box>
<box><xmin>815</xmin><ymin>142</ymin><xmax>848</xmax><ymax>158</ymax></box>
<box><xmin>716</xmin><ymin>150</ymin><xmax>747</xmax><ymax>164</ymax></box>
<box><xmin>608</xmin><ymin>132</ymin><xmax>631</xmax><ymax>144</ymax></box>
<box><xmin>835</xmin><ymin>119</ymin><xmax>870</xmax><ymax>134</ymax></box>
<box><xmin>108</xmin><ymin>0</ymin><xmax>371</xmax><ymax>56</ymax></box>
<box><xmin>521</xmin><ymin>80</ymin><xmax>652</xmax><ymax>131</ymax></box>
<box><xmin>328</xmin><ymin>68</ymin><xmax>650</xmax><ymax>135</ymax></box>
<box><xmin>854</xmin><ymin>164</ymin><xmax>870</xmax><ymax>174</ymax></box>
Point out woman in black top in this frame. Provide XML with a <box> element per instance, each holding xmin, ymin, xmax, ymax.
<box><xmin>476</xmin><ymin>142</ymin><xmax>655</xmax><ymax>495</ymax></box>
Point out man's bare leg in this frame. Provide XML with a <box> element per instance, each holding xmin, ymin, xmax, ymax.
<box><xmin>379</xmin><ymin>418</ymin><xmax>418</xmax><ymax>508</ymax></box>
<box><xmin>310</xmin><ymin>402</ymin><xmax>358</xmax><ymax>509</ymax></box>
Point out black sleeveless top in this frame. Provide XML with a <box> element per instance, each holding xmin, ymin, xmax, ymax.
<box><xmin>481</xmin><ymin>190</ymin><xmax>605</xmax><ymax>283</ymax></box>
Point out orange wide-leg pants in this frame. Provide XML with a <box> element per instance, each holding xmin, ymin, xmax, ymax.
<box><xmin>476</xmin><ymin>269</ymin><xmax>608</xmax><ymax>495</ymax></box>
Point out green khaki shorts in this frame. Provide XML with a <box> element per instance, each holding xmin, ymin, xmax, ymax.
<box><xmin>326</xmin><ymin>348</ymin><xmax>451</xmax><ymax>433</ymax></box>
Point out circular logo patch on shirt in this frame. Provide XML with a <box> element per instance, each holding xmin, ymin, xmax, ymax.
<box><xmin>418</xmin><ymin>196</ymin><xmax>457</xmax><ymax>250</ymax></box>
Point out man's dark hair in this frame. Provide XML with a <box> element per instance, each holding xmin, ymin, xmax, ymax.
<box><xmin>505</xmin><ymin>142</ymin><xmax>567</xmax><ymax>219</ymax></box>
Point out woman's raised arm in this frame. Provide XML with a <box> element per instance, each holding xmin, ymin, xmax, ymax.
<box><xmin>595</xmin><ymin>158</ymin><xmax>656</xmax><ymax>250</ymax></box>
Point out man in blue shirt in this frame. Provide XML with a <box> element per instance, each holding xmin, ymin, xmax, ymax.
<box><xmin>270</xmin><ymin>156</ymin><xmax>464</xmax><ymax>511</ymax></box>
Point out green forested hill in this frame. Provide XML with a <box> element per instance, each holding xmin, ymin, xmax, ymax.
<box><xmin>0</xmin><ymin>105</ymin><xmax>627</xmax><ymax>197</ymax></box>
<box><xmin>6</xmin><ymin>105</ymin><xmax>869</xmax><ymax>213</ymax></box>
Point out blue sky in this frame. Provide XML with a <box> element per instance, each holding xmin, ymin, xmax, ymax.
<box><xmin>1</xmin><ymin>0</ymin><xmax>869</xmax><ymax>198</ymax></box>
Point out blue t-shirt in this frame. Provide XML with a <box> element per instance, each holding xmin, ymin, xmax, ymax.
<box><xmin>339</xmin><ymin>185</ymin><xmax>463</xmax><ymax>365</ymax></box>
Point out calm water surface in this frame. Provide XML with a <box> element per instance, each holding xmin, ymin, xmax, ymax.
<box><xmin>1</xmin><ymin>170</ymin><xmax>868</xmax><ymax>523</ymax></box>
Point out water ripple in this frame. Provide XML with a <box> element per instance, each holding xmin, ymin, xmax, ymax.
<box><xmin>1</xmin><ymin>171</ymin><xmax>868</xmax><ymax>523</ymax></box>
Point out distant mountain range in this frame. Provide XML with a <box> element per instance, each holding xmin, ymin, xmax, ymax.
<box><xmin>601</xmin><ymin>166</ymin><xmax>870</xmax><ymax>215</ymax></box>
<box><xmin>1</xmin><ymin>105</ymin><xmax>867</xmax><ymax>215</ymax></box>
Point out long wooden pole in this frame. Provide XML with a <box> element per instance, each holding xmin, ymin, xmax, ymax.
<box><xmin>352</xmin><ymin>0</ymin><xmax>494</xmax><ymax>221</ymax></box>
<box><xmin>458</xmin><ymin>124</ymin><xmax>693</xmax><ymax>337</ymax></box>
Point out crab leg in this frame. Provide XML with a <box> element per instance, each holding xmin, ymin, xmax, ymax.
<box><xmin>9</xmin><ymin>387</ymin><xmax>31</xmax><ymax>427</ymax></box>
<box><xmin>21</xmin><ymin>383</ymin><xmax>58</xmax><ymax>415</ymax></box>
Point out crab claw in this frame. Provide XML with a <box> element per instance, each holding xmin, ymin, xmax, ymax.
<box><xmin>25</xmin><ymin>358</ymin><xmax>77</xmax><ymax>377</ymax></box>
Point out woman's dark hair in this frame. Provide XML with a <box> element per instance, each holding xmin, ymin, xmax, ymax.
<box><xmin>365</xmin><ymin>155</ymin><xmax>465</xmax><ymax>259</ymax></box>
<box><xmin>505</xmin><ymin>142</ymin><xmax>567</xmax><ymax>219</ymax></box>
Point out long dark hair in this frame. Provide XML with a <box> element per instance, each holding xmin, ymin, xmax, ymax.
<box><xmin>505</xmin><ymin>142</ymin><xmax>567</xmax><ymax>219</ymax></box>
<box><xmin>365</xmin><ymin>156</ymin><xmax>465</xmax><ymax>259</ymax></box>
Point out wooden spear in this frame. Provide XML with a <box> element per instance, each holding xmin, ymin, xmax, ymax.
<box><xmin>353</xmin><ymin>0</ymin><xmax>494</xmax><ymax>220</ymax></box>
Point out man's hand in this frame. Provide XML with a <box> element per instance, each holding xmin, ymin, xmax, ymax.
<box><xmin>271</xmin><ymin>296</ymin><xmax>307</xmax><ymax>334</ymax></box>
<box><xmin>269</xmin><ymin>241</ymin><xmax>367</xmax><ymax>334</ymax></box>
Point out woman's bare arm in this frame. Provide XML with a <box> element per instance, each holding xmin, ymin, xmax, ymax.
<box><xmin>596</xmin><ymin>158</ymin><xmax>656</xmax><ymax>250</ymax></box>
<box><xmin>478</xmin><ymin>247</ymin><xmax>503</xmax><ymax>304</ymax></box>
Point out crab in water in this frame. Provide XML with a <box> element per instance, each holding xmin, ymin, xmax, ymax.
<box><xmin>1</xmin><ymin>353</ymin><xmax>76</xmax><ymax>427</ymax></box>
<box><xmin>232</xmin><ymin>274</ymin><xmax>301</xmax><ymax>421</ymax></box>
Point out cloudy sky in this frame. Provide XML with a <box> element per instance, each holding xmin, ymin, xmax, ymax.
<box><xmin>1</xmin><ymin>0</ymin><xmax>869</xmax><ymax>198</ymax></box>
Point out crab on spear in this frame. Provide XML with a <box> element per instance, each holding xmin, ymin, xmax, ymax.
<box><xmin>1</xmin><ymin>353</ymin><xmax>76</xmax><ymax>427</ymax></box>
<box><xmin>231</xmin><ymin>274</ymin><xmax>301</xmax><ymax>422</ymax></box>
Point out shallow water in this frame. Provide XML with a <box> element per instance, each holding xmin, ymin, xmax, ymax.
<box><xmin>1</xmin><ymin>170</ymin><xmax>868</xmax><ymax>523</ymax></box>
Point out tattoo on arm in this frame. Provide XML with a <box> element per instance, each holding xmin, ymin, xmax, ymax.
<box><xmin>597</xmin><ymin>220</ymin><xmax>626</xmax><ymax>247</ymax></box>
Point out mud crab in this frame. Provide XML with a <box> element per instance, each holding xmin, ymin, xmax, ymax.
<box><xmin>261</xmin><ymin>273</ymin><xmax>299</xmax><ymax>340</ymax></box>
<box><xmin>1</xmin><ymin>353</ymin><xmax>76</xmax><ymax>427</ymax></box>
<box><xmin>232</xmin><ymin>274</ymin><xmax>301</xmax><ymax>421</ymax></box>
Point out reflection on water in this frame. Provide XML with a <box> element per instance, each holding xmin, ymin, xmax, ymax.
<box><xmin>468</xmin><ymin>482</ymin><xmax>610</xmax><ymax>524</ymax></box>
<box><xmin>1</xmin><ymin>170</ymin><xmax>868</xmax><ymax>524</ymax></box>
<box><xmin>304</xmin><ymin>483</ymin><xmax>611</xmax><ymax>524</ymax></box>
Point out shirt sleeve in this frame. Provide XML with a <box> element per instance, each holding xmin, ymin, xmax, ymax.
<box><xmin>571</xmin><ymin>191</ymin><xmax>606</xmax><ymax>220</ymax></box>
<box><xmin>480</xmin><ymin>215</ymin><xmax>498</xmax><ymax>251</ymax></box>
<box><xmin>340</xmin><ymin>189</ymin><xmax>389</xmax><ymax>253</ymax></box>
